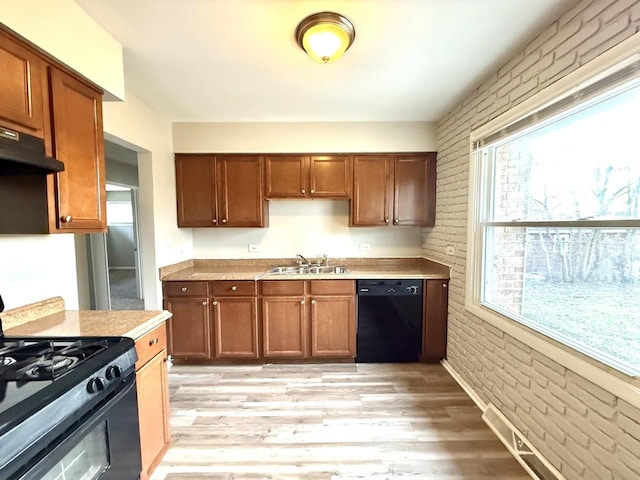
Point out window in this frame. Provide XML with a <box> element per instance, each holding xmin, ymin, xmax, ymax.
<box><xmin>469</xmin><ymin>58</ymin><xmax>640</xmax><ymax>375</ymax></box>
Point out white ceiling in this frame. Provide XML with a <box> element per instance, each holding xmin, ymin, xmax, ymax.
<box><xmin>75</xmin><ymin>0</ymin><xmax>576</xmax><ymax>123</ymax></box>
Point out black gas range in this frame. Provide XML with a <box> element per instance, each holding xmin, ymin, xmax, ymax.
<box><xmin>0</xmin><ymin>296</ymin><xmax>142</xmax><ymax>480</ymax></box>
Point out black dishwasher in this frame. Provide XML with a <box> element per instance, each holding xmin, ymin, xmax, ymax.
<box><xmin>356</xmin><ymin>279</ymin><xmax>423</xmax><ymax>363</ymax></box>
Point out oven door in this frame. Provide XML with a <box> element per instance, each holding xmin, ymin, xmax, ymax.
<box><xmin>18</xmin><ymin>372</ymin><xmax>141</xmax><ymax>480</ymax></box>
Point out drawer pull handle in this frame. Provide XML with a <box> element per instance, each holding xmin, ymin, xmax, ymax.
<box><xmin>231</xmin><ymin>285</ymin><xmax>237</xmax><ymax>291</ymax></box>
<box><xmin>181</xmin><ymin>287</ymin><xmax>187</xmax><ymax>292</ymax></box>
<box><xmin>149</xmin><ymin>338</ymin><xmax>159</xmax><ymax>346</ymax></box>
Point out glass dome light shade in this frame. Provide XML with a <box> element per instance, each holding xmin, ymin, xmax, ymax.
<box><xmin>296</xmin><ymin>12</ymin><xmax>355</xmax><ymax>64</ymax></box>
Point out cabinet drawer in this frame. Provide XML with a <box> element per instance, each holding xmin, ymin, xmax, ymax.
<box><xmin>164</xmin><ymin>281</ymin><xmax>209</xmax><ymax>297</ymax></box>
<box><xmin>135</xmin><ymin>323</ymin><xmax>167</xmax><ymax>370</ymax></box>
<box><xmin>212</xmin><ymin>280</ymin><xmax>257</xmax><ymax>296</ymax></box>
<box><xmin>309</xmin><ymin>280</ymin><xmax>355</xmax><ymax>295</ymax></box>
<box><xmin>261</xmin><ymin>280</ymin><xmax>305</xmax><ymax>296</ymax></box>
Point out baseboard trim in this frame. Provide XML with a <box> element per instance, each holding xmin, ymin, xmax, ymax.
<box><xmin>441</xmin><ymin>359</ymin><xmax>487</xmax><ymax>411</ymax></box>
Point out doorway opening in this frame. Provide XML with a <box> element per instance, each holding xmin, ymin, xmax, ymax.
<box><xmin>105</xmin><ymin>184</ymin><xmax>143</xmax><ymax>310</ymax></box>
<box><xmin>86</xmin><ymin>140</ymin><xmax>143</xmax><ymax>310</ymax></box>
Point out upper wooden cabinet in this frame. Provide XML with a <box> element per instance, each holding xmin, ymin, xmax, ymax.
<box><xmin>265</xmin><ymin>155</ymin><xmax>350</xmax><ymax>199</ymax></box>
<box><xmin>0</xmin><ymin>28</ymin><xmax>107</xmax><ymax>234</ymax></box>
<box><xmin>351</xmin><ymin>153</ymin><xmax>436</xmax><ymax>227</ymax></box>
<box><xmin>0</xmin><ymin>30</ymin><xmax>46</xmax><ymax>137</ymax></box>
<box><xmin>351</xmin><ymin>155</ymin><xmax>393</xmax><ymax>226</ymax></box>
<box><xmin>175</xmin><ymin>154</ymin><xmax>267</xmax><ymax>227</ymax></box>
<box><xmin>47</xmin><ymin>67</ymin><xmax>106</xmax><ymax>232</ymax></box>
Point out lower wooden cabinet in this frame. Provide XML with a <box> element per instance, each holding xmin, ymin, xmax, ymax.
<box><xmin>165</xmin><ymin>296</ymin><xmax>211</xmax><ymax>359</ymax></box>
<box><xmin>422</xmin><ymin>279</ymin><xmax>449</xmax><ymax>361</ymax></box>
<box><xmin>261</xmin><ymin>280</ymin><xmax>306</xmax><ymax>358</ymax></box>
<box><xmin>309</xmin><ymin>280</ymin><xmax>356</xmax><ymax>357</ymax></box>
<box><xmin>162</xmin><ymin>277</ymin><xmax>444</xmax><ymax>363</ymax></box>
<box><xmin>135</xmin><ymin>323</ymin><xmax>171</xmax><ymax>480</ymax></box>
<box><xmin>213</xmin><ymin>296</ymin><xmax>259</xmax><ymax>358</ymax></box>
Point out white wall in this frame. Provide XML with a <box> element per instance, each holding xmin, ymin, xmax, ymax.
<box><xmin>176</xmin><ymin>121</ymin><xmax>437</xmax><ymax>259</ymax></box>
<box><xmin>0</xmin><ymin>235</ymin><xmax>78</xmax><ymax>309</ymax></box>
<box><xmin>194</xmin><ymin>201</ymin><xmax>424</xmax><ymax>259</ymax></box>
<box><xmin>173</xmin><ymin>122</ymin><xmax>437</xmax><ymax>153</ymax></box>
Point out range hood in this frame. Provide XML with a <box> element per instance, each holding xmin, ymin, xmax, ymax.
<box><xmin>0</xmin><ymin>126</ymin><xmax>64</xmax><ymax>175</ymax></box>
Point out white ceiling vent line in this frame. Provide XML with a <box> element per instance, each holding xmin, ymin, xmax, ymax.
<box><xmin>482</xmin><ymin>404</ymin><xmax>566</xmax><ymax>480</ymax></box>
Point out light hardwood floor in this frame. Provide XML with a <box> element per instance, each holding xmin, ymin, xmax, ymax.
<box><xmin>149</xmin><ymin>363</ymin><xmax>529</xmax><ymax>480</ymax></box>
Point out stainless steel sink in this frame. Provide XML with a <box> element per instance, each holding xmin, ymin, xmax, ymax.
<box><xmin>266</xmin><ymin>265</ymin><xmax>349</xmax><ymax>275</ymax></box>
<box><xmin>305</xmin><ymin>265</ymin><xmax>349</xmax><ymax>274</ymax></box>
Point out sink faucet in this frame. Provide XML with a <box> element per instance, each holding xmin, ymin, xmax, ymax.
<box><xmin>323</xmin><ymin>254</ymin><xmax>330</xmax><ymax>266</ymax></box>
<box><xmin>296</xmin><ymin>254</ymin><xmax>309</xmax><ymax>266</ymax></box>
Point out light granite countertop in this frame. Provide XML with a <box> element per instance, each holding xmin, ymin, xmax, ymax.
<box><xmin>159</xmin><ymin>257</ymin><xmax>450</xmax><ymax>282</ymax></box>
<box><xmin>3</xmin><ymin>296</ymin><xmax>171</xmax><ymax>340</ymax></box>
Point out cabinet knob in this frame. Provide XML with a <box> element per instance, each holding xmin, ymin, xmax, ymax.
<box><xmin>148</xmin><ymin>338</ymin><xmax>159</xmax><ymax>346</ymax></box>
<box><xmin>181</xmin><ymin>287</ymin><xmax>187</xmax><ymax>292</ymax></box>
<box><xmin>212</xmin><ymin>301</ymin><xmax>218</xmax><ymax>306</ymax></box>
<box><xmin>231</xmin><ymin>285</ymin><xmax>237</xmax><ymax>291</ymax></box>
<box><xmin>61</xmin><ymin>215</ymin><xmax>72</xmax><ymax>223</ymax></box>
<box><xmin>311</xmin><ymin>299</ymin><xmax>316</xmax><ymax>304</ymax></box>
<box><xmin>212</xmin><ymin>218</ymin><xmax>217</xmax><ymax>224</ymax></box>
<box><xmin>442</xmin><ymin>283</ymin><xmax>447</xmax><ymax>288</ymax></box>
<box><xmin>385</xmin><ymin>218</ymin><xmax>389</xmax><ymax>224</ymax></box>
<box><xmin>301</xmin><ymin>189</ymin><xmax>306</xmax><ymax>194</ymax></box>
<box><xmin>202</xmin><ymin>301</ymin><xmax>208</xmax><ymax>306</ymax></box>
<box><xmin>393</xmin><ymin>218</ymin><xmax>399</xmax><ymax>224</ymax></box>
<box><xmin>300</xmin><ymin>300</ymin><xmax>305</xmax><ymax>305</ymax></box>
<box><xmin>311</xmin><ymin>189</ymin><xmax>315</xmax><ymax>194</ymax></box>
<box><xmin>222</xmin><ymin>219</ymin><xmax>227</xmax><ymax>224</ymax></box>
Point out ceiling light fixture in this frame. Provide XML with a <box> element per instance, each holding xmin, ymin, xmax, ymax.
<box><xmin>295</xmin><ymin>12</ymin><xmax>356</xmax><ymax>64</ymax></box>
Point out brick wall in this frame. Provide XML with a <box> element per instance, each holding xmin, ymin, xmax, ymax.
<box><xmin>423</xmin><ymin>1</ymin><xmax>640</xmax><ymax>479</ymax></box>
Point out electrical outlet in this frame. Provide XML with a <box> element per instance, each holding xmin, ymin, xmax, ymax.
<box><xmin>446</xmin><ymin>245</ymin><xmax>455</xmax><ymax>255</ymax></box>
<box><xmin>248</xmin><ymin>244</ymin><xmax>261</xmax><ymax>252</ymax></box>
<box><xmin>359</xmin><ymin>243</ymin><xmax>371</xmax><ymax>251</ymax></box>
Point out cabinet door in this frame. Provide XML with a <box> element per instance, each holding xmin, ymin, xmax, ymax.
<box><xmin>261</xmin><ymin>296</ymin><xmax>307</xmax><ymax>358</ymax></box>
<box><xmin>264</xmin><ymin>155</ymin><xmax>308</xmax><ymax>198</ymax></box>
<box><xmin>165</xmin><ymin>296</ymin><xmax>212</xmax><ymax>359</ymax></box>
<box><xmin>217</xmin><ymin>155</ymin><xmax>266</xmax><ymax>227</ymax></box>
<box><xmin>422</xmin><ymin>280</ymin><xmax>448</xmax><ymax>361</ymax></box>
<box><xmin>0</xmin><ymin>31</ymin><xmax>45</xmax><ymax>136</ymax></box>
<box><xmin>136</xmin><ymin>351</ymin><xmax>170</xmax><ymax>480</ymax></box>
<box><xmin>48</xmin><ymin>67</ymin><xmax>105</xmax><ymax>231</ymax></box>
<box><xmin>175</xmin><ymin>154</ymin><xmax>217</xmax><ymax>227</ymax></box>
<box><xmin>393</xmin><ymin>153</ymin><xmax>436</xmax><ymax>227</ymax></box>
<box><xmin>310</xmin><ymin>295</ymin><xmax>355</xmax><ymax>357</ymax></box>
<box><xmin>213</xmin><ymin>297</ymin><xmax>259</xmax><ymax>358</ymax></box>
<box><xmin>351</xmin><ymin>155</ymin><xmax>393</xmax><ymax>226</ymax></box>
<box><xmin>309</xmin><ymin>155</ymin><xmax>350</xmax><ymax>198</ymax></box>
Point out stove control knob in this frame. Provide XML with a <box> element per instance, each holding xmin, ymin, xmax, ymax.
<box><xmin>87</xmin><ymin>377</ymin><xmax>107</xmax><ymax>394</ymax></box>
<box><xmin>407</xmin><ymin>285</ymin><xmax>418</xmax><ymax>295</ymax></box>
<box><xmin>106</xmin><ymin>365</ymin><xmax>122</xmax><ymax>380</ymax></box>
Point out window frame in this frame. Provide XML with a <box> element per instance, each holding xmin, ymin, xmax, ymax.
<box><xmin>466</xmin><ymin>32</ymin><xmax>640</xmax><ymax>408</ymax></box>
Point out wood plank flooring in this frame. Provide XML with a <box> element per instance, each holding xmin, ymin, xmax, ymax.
<box><xmin>149</xmin><ymin>363</ymin><xmax>529</xmax><ymax>480</ymax></box>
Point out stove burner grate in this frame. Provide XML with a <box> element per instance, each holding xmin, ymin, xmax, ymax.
<box><xmin>0</xmin><ymin>338</ymin><xmax>110</xmax><ymax>381</ymax></box>
<box><xmin>24</xmin><ymin>356</ymin><xmax>79</xmax><ymax>380</ymax></box>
